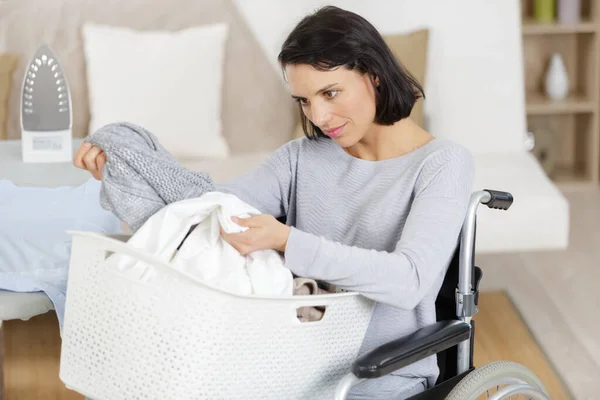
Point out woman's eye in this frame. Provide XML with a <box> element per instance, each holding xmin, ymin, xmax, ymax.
<box><xmin>324</xmin><ymin>90</ymin><xmax>338</xmax><ymax>99</ymax></box>
<box><xmin>296</xmin><ymin>98</ymin><xmax>309</xmax><ymax>106</ymax></box>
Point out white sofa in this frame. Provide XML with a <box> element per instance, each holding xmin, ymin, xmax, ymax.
<box><xmin>0</xmin><ymin>0</ymin><xmax>570</xmax><ymax>324</ymax></box>
<box><xmin>472</xmin><ymin>152</ymin><xmax>569</xmax><ymax>253</ymax></box>
<box><xmin>0</xmin><ymin>0</ymin><xmax>569</xmax><ymax>255</ymax></box>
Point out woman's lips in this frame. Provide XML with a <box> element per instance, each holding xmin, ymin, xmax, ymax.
<box><xmin>324</xmin><ymin>124</ymin><xmax>346</xmax><ymax>138</ymax></box>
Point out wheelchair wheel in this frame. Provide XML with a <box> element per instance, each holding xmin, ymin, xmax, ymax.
<box><xmin>446</xmin><ymin>361</ymin><xmax>551</xmax><ymax>400</ymax></box>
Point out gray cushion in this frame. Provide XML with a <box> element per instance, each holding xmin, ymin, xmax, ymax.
<box><xmin>0</xmin><ymin>290</ymin><xmax>54</xmax><ymax>321</ymax></box>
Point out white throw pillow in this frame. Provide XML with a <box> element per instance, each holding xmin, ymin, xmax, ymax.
<box><xmin>82</xmin><ymin>23</ymin><xmax>230</xmax><ymax>160</ymax></box>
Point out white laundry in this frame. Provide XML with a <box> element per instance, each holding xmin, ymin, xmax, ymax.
<box><xmin>106</xmin><ymin>191</ymin><xmax>294</xmax><ymax>297</ymax></box>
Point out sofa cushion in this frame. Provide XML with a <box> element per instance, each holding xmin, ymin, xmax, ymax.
<box><xmin>0</xmin><ymin>54</ymin><xmax>18</xmax><ymax>140</ymax></box>
<box><xmin>0</xmin><ymin>0</ymin><xmax>297</xmax><ymax>154</ymax></box>
<box><xmin>82</xmin><ymin>22</ymin><xmax>230</xmax><ymax>160</ymax></box>
<box><xmin>472</xmin><ymin>151</ymin><xmax>569</xmax><ymax>253</ymax></box>
<box><xmin>384</xmin><ymin>29</ymin><xmax>429</xmax><ymax>129</ymax></box>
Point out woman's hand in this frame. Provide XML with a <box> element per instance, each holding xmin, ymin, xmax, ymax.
<box><xmin>220</xmin><ymin>214</ymin><xmax>291</xmax><ymax>255</ymax></box>
<box><xmin>73</xmin><ymin>142</ymin><xmax>106</xmax><ymax>180</ymax></box>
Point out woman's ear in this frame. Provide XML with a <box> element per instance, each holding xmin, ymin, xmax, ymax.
<box><xmin>372</xmin><ymin>74</ymin><xmax>380</xmax><ymax>87</ymax></box>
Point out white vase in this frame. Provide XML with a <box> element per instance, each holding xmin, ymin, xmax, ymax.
<box><xmin>545</xmin><ymin>53</ymin><xmax>569</xmax><ymax>101</ymax></box>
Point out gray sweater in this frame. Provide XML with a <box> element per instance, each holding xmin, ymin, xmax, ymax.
<box><xmin>86</xmin><ymin>122</ymin><xmax>475</xmax><ymax>399</ymax></box>
<box><xmin>84</xmin><ymin>122</ymin><xmax>215</xmax><ymax>231</ymax></box>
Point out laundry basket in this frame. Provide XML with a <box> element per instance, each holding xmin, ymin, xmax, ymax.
<box><xmin>59</xmin><ymin>231</ymin><xmax>376</xmax><ymax>400</ymax></box>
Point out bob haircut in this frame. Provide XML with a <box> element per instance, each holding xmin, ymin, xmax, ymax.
<box><xmin>278</xmin><ymin>5</ymin><xmax>425</xmax><ymax>140</ymax></box>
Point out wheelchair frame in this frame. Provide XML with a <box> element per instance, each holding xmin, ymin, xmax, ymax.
<box><xmin>335</xmin><ymin>189</ymin><xmax>533</xmax><ymax>400</ymax></box>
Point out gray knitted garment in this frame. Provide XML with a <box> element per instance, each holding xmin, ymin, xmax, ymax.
<box><xmin>84</xmin><ymin>122</ymin><xmax>215</xmax><ymax>231</ymax></box>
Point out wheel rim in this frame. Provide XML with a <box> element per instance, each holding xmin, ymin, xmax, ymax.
<box><xmin>488</xmin><ymin>384</ymin><xmax>551</xmax><ymax>400</ymax></box>
<box><xmin>466</xmin><ymin>377</ymin><xmax>549</xmax><ymax>400</ymax></box>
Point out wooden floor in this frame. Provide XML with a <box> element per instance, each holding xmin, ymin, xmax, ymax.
<box><xmin>3</xmin><ymin>314</ymin><xmax>83</xmax><ymax>400</ymax></box>
<box><xmin>2</xmin><ymin>291</ymin><xmax>570</xmax><ymax>399</ymax></box>
<box><xmin>473</xmin><ymin>291</ymin><xmax>571</xmax><ymax>400</ymax></box>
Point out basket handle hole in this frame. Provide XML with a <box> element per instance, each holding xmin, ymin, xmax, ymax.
<box><xmin>296</xmin><ymin>305</ymin><xmax>327</xmax><ymax>323</ymax></box>
<box><xmin>105</xmin><ymin>250</ymin><xmax>115</xmax><ymax>260</ymax></box>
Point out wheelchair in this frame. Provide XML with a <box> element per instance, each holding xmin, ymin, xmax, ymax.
<box><xmin>59</xmin><ymin>189</ymin><xmax>551</xmax><ymax>400</ymax></box>
<box><xmin>336</xmin><ymin>189</ymin><xmax>551</xmax><ymax>400</ymax></box>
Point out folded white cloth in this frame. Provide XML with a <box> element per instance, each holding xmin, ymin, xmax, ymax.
<box><xmin>107</xmin><ymin>191</ymin><xmax>294</xmax><ymax>296</ymax></box>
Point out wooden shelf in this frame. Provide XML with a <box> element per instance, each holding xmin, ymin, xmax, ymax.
<box><xmin>526</xmin><ymin>92</ymin><xmax>597</xmax><ymax>114</ymax></box>
<box><xmin>522</xmin><ymin>19</ymin><xmax>597</xmax><ymax>34</ymax></box>
<box><xmin>521</xmin><ymin>0</ymin><xmax>600</xmax><ymax>185</ymax></box>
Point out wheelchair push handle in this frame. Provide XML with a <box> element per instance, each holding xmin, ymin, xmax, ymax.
<box><xmin>482</xmin><ymin>189</ymin><xmax>513</xmax><ymax>210</ymax></box>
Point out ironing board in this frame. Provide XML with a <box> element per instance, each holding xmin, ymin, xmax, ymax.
<box><xmin>0</xmin><ymin>138</ymin><xmax>88</xmax><ymax>321</ymax></box>
<box><xmin>0</xmin><ymin>138</ymin><xmax>89</xmax><ymax>399</ymax></box>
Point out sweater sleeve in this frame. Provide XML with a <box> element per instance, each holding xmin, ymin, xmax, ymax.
<box><xmin>283</xmin><ymin>149</ymin><xmax>475</xmax><ymax>310</ymax></box>
<box><xmin>215</xmin><ymin>142</ymin><xmax>295</xmax><ymax>219</ymax></box>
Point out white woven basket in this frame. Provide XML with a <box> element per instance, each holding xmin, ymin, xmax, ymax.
<box><xmin>59</xmin><ymin>231</ymin><xmax>376</xmax><ymax>400</ymax></box>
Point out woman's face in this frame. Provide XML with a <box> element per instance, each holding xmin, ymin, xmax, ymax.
<box><xmin>285</xmin><ymin>64</ymin><xmax>378</xmax><ymax>146</ymax></box>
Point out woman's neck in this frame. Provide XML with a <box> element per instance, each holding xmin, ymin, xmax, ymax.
<box><xmin>344</xmin><ymin>118</ymin><xmax>434</xmax><ymax>161</ymax></box>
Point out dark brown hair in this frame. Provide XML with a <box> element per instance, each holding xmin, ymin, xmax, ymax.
<box><xmin>278</xmin><ymin>5</ymin><xmax>425</xmax><ymax>139</ymax></box>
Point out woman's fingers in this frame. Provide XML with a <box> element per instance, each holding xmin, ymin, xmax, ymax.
<box><xmin>73</xmin><ymin>142</ymin><xmax>92</xmax><ymax>169</ymax></box>
<box><xmin>231</xmin><ymin>215</ymin><xmax>264</xmax><ymax>228</ymax></box>
<box><xmin>73</xmin><ymin>143</ymin><xmax>106</xmax><ymax>180</ymax></box>
<box><xmin>82</xmin><ymin>146</ymin><xmax>104</xmax><ymax>180</ymax></box>
<box><xmin>220</xmin><ymin>227</ymin><xmax>254</xmax><ymax>255</ymax></box>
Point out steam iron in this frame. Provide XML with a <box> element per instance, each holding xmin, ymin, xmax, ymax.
<box><xmin>20</xmin><ymin>44</ymin><xmax>72</xmax><ymax>163</ymax></box>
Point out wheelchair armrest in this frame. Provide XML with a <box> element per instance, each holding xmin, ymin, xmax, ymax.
<box><xmin>352</xmin><ymin>320</ymin><xmax>471</xmax><ymax>379</ymax></box>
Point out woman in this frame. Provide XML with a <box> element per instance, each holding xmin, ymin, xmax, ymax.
<box><xmin>74</xmin><ymin>5</ymin><xmax>474</xmax><ymax>399</ymax></box>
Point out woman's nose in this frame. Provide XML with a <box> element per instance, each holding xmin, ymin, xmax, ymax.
<box><xmin>311</xmin><ymin>104</ymin><xmax>332</xmax><ymax>127</ymax></box>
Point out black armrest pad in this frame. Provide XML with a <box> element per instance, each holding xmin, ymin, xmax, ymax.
<box><xmin>353</xmin><ymin>320</ymin><xmax>471</xmax><ymax>379</ymax></box>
